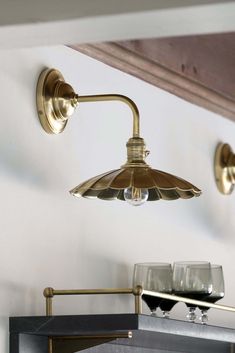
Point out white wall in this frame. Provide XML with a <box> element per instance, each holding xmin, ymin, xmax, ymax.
<box><xmin>1</xmin><ymin>45</ymin><xmax>235</xmax><ymax>352</ymax></box>
<box><xmin>1</xmin><ymin>1</ymin><xmax>235</xmax><ymax>49</ymax></box>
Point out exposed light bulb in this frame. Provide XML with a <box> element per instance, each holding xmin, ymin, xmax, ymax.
<box><xmin>124</xmin><ymin>187</ymin><xmax>149</xmax><ymax>206</ymax></box>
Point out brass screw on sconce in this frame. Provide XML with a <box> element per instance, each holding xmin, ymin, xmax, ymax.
<box><xmin>214</xmin><ymin>143</ymin><xmax>235</xmax><ymax>194</ymax></box>
<box><xmin>36</xmin><ymin>68</ymin><xmax>201</xmax><ymax>206</ymax></box>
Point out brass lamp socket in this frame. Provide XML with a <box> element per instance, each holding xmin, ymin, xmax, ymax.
<box><xmin>124</xmin><ymin>137</ymin><xmax>150</xmax><ymax>167</ymax></box>
<box><xmin>214</xmin><ymin>143</ymin><xmax>235</xmax><ymax>194</ymax></box>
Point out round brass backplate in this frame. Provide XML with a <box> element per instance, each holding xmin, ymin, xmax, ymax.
<box><xmin>214</xmin><ymin>143</ymin><xmax>234</xmax><ymax>194</ymax></box>
<box><xmin>36</xmin><ymin>68</ymin><xmax>68</xmax><ymax>134</ymax></box>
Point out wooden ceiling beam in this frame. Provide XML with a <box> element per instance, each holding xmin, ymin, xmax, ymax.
<box><xmin>71</xmin><ymin>33</ymin><xmax>235</xmax><ymax>122</ymax></box>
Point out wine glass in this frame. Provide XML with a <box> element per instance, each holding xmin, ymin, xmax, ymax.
<box><xmin>199</xmin><ymin>264</ymin><xmax>224</xmax><ymax>324</ymax></box>
<box><xmin>173</xmin><ymin>261</ymin><xmax>212</xmax><ymax>322</ymax></box>
<box><xmin>159</xmin><ymin>291</ymin><xmax>178</xmax><ymax>318</ymax></box>
<box><xmin>133</xmin><ymin>263</ymin><xmax>172</xmax><ymax>316</ymax></box>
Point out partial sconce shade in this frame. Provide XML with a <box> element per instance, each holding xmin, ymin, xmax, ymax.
<box><xmin>36</xmin><ymin>68</ymin><xmax>201</xmax><ymax>206</ymax></box>
<box><xmin>214</xmin><ymin>143</ymin><xmax>235</xmax><ymax>195</ymax></box>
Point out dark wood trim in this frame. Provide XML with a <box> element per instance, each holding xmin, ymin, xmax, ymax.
<box><xmin>70</xmin><ymin>36</ymin><xmax>235</xmax><ymax>122</ymax></box>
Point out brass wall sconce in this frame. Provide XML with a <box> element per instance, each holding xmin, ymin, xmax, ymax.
<box><xmin>36</xmin><ymin>68</ymin><xmax>201</xmax><ymax>205</ymax></box>
<box><xmin>214</xmin><ymin>143</ymin><xmax>235</xmax><ymax>194</ymax></box>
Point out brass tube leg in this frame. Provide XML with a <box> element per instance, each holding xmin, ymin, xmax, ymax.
<box><xmin>44</xmin><ymin>287</ymin><xmax>54</xmax><ymax>316</ymax></box>
<box><xmin>46</xmin><ymin>297</ymin><xmax>53</xmax><ymax>316</ymax></box>
<box><xmin>134</xmin><ymin>294</ymin><xmax>142</xmax><ymax>314</ymax></box>
<box><xmin>135</xmin><ymin>294</ymin><xmax>142</xmax><ymax>314</ymax></box>
<box><xmin>48</xmin><ymin>337</ymin><xmax>53</xmax><ymax>353</ymax></box>
<box><xmin>133</xmin><ymin>285</ymin><xmax>143</xmax><ymax>314</ymax></box>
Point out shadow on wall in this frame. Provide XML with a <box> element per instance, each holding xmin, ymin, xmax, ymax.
<box><xmin>0</xmin><ymin>279</ymin><xmax>40</xmax><ymax>316</ymax></box>
<box><xmin>0</xmin><ymin>280</ymin><xmax>35</xmax><ymax>353</ymax></box>
<box><xmin>0</xmin><ymin>280</ymin><xmax>41</xmax><ymax>351</ymax></box>
<box><xmin>79</xmin><ymin>251</ymin><xmax>131</xmax><ymax>285</ymax></box>
<box><xmin>0</xmin><ymin>142</ymin><xmax>47</xmax><ymax>188</ymax></box>
<box><xmin>51</xmin><ymin>253</ymin><xmax>132</xmax><ymax>315</ymax></box>
<box><xmin>0</xmin><ymin>63</ymin><xmax>70</xmax><ymax>191</ymax></box>
<box><xmin>0</xmin><ymin>280</ymin><xmax>27</xmax><ymax>314</ymax></box>
<box><xmin>76</xmin><ymin>252</ymin><xmax>132</xmax><ymax>314</ymax></box>
<box><xmin>0</xmin><ymin>317</ymin><xmax>8</xmax><ymax>353</ymax></box>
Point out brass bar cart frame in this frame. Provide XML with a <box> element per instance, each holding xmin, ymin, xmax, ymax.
<box><xmin>43</xmin><ymin>286</ymin><xmax>235</xmax><ymax>316</ymax></box>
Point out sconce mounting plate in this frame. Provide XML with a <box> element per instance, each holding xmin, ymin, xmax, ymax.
<box><xmin>214</xmin><ymin>143</ymin><xmax>234</xmax><ymax>194</ymax></box>
<box><xmin>36</xmin><ymin>68</ymin><xmax>75</xmax><ymax>134</ymax></box>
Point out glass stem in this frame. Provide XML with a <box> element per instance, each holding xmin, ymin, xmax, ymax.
<box><xmin>150</xmin><ymin>309</ymin><xmax>157</xmax><ymax>317</ymax></box>
<box><xmin>162</xmin><ymin>311</ymin><xmax>170</xmax><ymax>318</ymax></box>
<box><xmin>200</xmin><ymin>309</ymin><xmax>208</xmax><ymax>324</ymax></box>
<box><xmin>187</xmin><ymin>307</ymin><xmax>197</xmax><ymax>322</ymax></box>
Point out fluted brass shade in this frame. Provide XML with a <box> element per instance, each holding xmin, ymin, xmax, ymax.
<box><xmin>70</xmin><ymin>136</ymin><xmax>201</xmax><ymax>202</ymax></box>
<box><xmin>70</xmin><ymin>167</ymin><xmax>201</xmax><ymax>201</ymax></box>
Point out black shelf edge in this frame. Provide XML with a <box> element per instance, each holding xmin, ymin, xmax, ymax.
<box><xmin>9</xmin><ymin>314</ymin><xmax>235</xmax><ymax>343</ymax></box>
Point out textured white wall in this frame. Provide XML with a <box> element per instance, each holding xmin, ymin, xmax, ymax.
<box><xmin>1</xmin><ymin>1</ymin><xmax>235</xmax><ymax>49</ymax></box>
<box><xmin>0</xmin><ymin>0</ymin><xmax>235</xmax><ymax>49</ymax></box>
<box><xmin>1</xmin><ymin>45</ymin><xmax>235</xmax><ymax>352</ymax></box>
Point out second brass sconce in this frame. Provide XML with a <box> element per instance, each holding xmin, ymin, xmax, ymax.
<box><xmin>36</xmin><ymin>68</ymin><xmax>201</xmax><ymax>206</ymax></box>
<box><xmin>214</xmin><ymin>143</ymin><xmax>235</xmax><ymax>194</ymax></box>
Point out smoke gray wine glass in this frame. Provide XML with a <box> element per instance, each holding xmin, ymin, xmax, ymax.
<box><xmin>199</xmin><ymin>264</ymin><xmax>224</xmax><ymax>324</ymax></box>
<box><xmin>173</xmin><ymin>261</ymin><xmax>212</xmax><ymax>322</ymax></box>
<box><xmin>133</xmin><ymin>263</ymin><xmax>173</xmax><ymax>316</ymax></box>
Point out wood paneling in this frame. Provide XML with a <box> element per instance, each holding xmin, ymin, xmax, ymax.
<box><xmin>71</xmin><ymin>33</ymin><xmax>235</xmax><ymax>122</ymax></box>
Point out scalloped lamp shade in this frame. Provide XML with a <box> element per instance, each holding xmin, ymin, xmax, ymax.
<box><xmin>70</xmin><ymin>166</ymin><xmax>201</xmax><ymax>201</ymax></box>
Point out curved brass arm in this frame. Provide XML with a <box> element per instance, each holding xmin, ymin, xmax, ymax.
<box><xmin>36</xmin><ymin>68</ymin><xmax>140</xmax><ymax>136</ymax></box>
<box><xmin>76</xmin><ymin>94</ymin><xmax>140</xmax><ymax>138</ymax></box>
